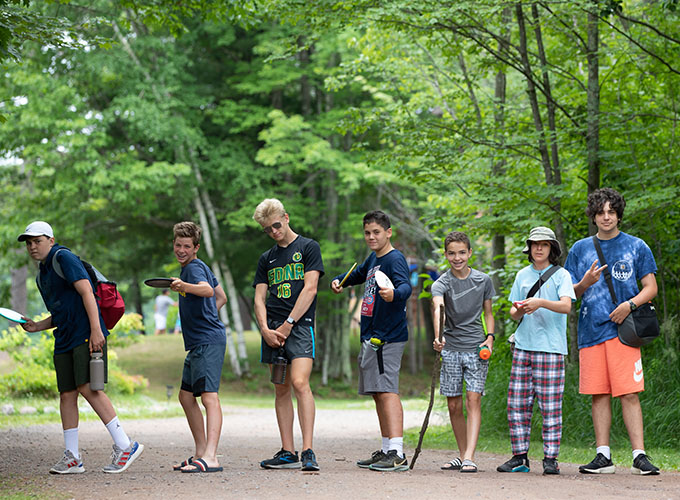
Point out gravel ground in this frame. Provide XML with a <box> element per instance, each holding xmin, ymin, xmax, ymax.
<box><xmin>1</xmin><ymin>406</ymin><xmax>678</xmax><ymax>499</ymax></box>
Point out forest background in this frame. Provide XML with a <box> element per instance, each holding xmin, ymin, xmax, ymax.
<box><xmin>0</xmin><ymin>0</ymin><xmax>679</xmax><ymax>459</ymax></box>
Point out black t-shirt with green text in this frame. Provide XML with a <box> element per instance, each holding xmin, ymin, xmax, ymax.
<box><xmin>253</xmin><ymin>235</ymin><xmax>324</xmax><ymax>325</ymax></box>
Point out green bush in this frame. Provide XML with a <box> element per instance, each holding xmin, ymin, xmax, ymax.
<box><xmin>0</xmin><ymin>313</ymin><xmax>148</xmax><ymax>397</ymax></box>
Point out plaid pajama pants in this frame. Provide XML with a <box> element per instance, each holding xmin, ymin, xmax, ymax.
<box><xmin>507</xmin><ymin>348</ymin><xmax>565</xmax><ymax>458</ymax></box>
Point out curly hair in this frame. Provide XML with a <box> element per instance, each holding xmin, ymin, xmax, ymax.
<box><xmin>444</xmin><ymin>231</ymin><xmax>471</xmax><ymax>250</ymax></box>
<box><xmin>586</xmin><ymin>188</ymin><xmax>625</xmax><ymax>223</ymax></box>
<box><xmin>173</xmin><ymin>221</ymin><xmax>201</xmax><ymax>246</ymax></box>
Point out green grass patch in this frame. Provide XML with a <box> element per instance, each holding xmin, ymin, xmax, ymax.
<box><xmin>0</xmin><ymin>474</ymin><xmax>68</xmax><ymax>500</ymax></box>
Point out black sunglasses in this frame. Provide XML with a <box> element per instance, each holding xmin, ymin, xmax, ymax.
<box><xmin>263</xmin><ymin>221</ymin><xmax>283</xmax><ymax>234</ymax></box>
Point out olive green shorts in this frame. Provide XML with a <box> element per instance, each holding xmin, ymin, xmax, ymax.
<box><xmin>53</xmin><ymin>342</ymin><xmax>108</xmax><ymax>393</ymax></box>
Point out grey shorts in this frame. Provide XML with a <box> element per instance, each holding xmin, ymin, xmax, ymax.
<box><xmin>181</xmin><ymin>343</ymin><xmax>226</xmax><ymax>396</ymax></box>
<box><xmin>440</xmin><ymin>350</ymin><xmax>489</xmax><ymax>397</ymax></box>
<box><xmin>261</xmin><ymin>320</ymin><xmax>315</xmax><ymax>364</ymax></box>
<box><xmin>357</xmin><ymin>340</ymin><xmax>406</xmax><ymax>395</ymax></box>
<box><xmin>53</xmin><ymin>342</ymin><xmax>108</xmax><ymax>393</ymax></box>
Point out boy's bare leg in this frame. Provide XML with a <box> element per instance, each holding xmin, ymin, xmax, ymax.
<box><xmin>178</xmin><ymin>389</ymin><xmax>207</xmax><ymax>463</ymax></box>
<box><xmin>591</xmin><ymin>394</ymin><xmax>612</xmax><ymax>447</ymax></box>
<box><xmin>274</xmin><ymin>372</ymin><xmax>296</xmax><ymax>453</ymax></box>
<box><xmin>463</xmin><ymin>392</ymin><xmax>482</xmax><ymax>461</ymax></box>
<box><xmin>199</xmin><ymin>392</ymin><xmax>222</xmax><ymax>467</ymax></box>
<box><xmin>290</xmin><ymin>357</ymin><xmax>315</xmax><ymax>451</ymax></box>
<box><xmin>619</xmin><ymin>393</ymin><xmax>645</xmax><ymax>450</ymax></box>
<box><xmin>79</xmin><ymin>385</ymin><xmax>117</xmax><ymax>424</ymax></box>
<box><xmin>447</xmin><ymin>396</ymin><xmax>467</xmax><ymax>458</ymax></box>
<box><xmin>374</xmin><ymin>392</ymin><xmax>403</xmax><ymax>438</ymax></box>
<box><xmin>59</xmin><ymin>390</ymin><xmax>80</xmax><ymax>429</ymax></box>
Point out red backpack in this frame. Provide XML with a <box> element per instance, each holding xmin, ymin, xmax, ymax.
<box><xmin>50</xmin><ymin>248</ymin><xmax>126</xmax><ymax>330</ymax></box>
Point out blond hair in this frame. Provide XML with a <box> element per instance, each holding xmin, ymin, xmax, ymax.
<box><xmin>173</xmin><ymin>221</ymin><xmax>201</xmax><ymax>246</ymax></box>
<box><xmin>253</xmin><ymin>198</ymin><xmax>286</xmax><ymax>225</ymax></box>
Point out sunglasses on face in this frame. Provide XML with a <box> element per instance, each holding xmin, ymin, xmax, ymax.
<box><xmin>263</xmin><ymin>221</ymin><xmax>283</xmax><ymax>234</ymax></box>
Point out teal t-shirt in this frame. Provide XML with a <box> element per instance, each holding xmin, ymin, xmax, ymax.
<box><xmin>509</xmin><ymin>264</ymin><xmax>575</xmax><ymax>355</ymax></box>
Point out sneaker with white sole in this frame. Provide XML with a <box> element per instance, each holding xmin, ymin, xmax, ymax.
<box><xmin>260</xmin><ymin>449</ymin><xmax>301</xmax><ymax>469</ymax></box>
<box><xmin>632</xmin><ymin>454</ymin><xmax>660</xmax><ymax>475</ymax></box>
<box><xmin>50</xmin><ymin>450</ymin><xmax>85</xmax><ymax>474</ymax></box>
<box><xmin>102</xmin><ymin>441</ymin><xmax>144</xmax><ymax>473</ymax></box>
<box><xmin>497</xmin><ymin>454</ymin><xmax>530</xmax><ymax>472</ymax></box>
<box><xmin>579</xmin><ymin>452</ymin><xmax>615</xmax><ymax>474</ymax></box>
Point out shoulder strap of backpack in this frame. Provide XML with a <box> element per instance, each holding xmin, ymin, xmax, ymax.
<box><xmin>525</xmin><ymin>264</ymin><xmax>562</xmax><ymax>299</ymax></box>
<box><xmin>591</xmin><ymin>236</ymin><xmax>618</xmax><ymax>305</ymax></box>
<box><xmin>51</xmin><ymin>248</ymin><xmax>66</xmax><ymax>281</ymax></box>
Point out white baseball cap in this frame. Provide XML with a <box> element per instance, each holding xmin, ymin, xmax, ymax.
<box><xmin>18</xmin><ymin>221</ymin><xmax>54</xmax><ymax>242</ymax></box>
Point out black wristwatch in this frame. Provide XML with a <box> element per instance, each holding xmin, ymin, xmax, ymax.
<box><xmin>628</xmin><ymin>300</ymin><xmax>637</xmax><ymax>311</ymax></box>
<box><xmin>486</xmin><ymin>333</ymin><xmax>496</xmax><ymax>340</ymax></box>
<box><xmin>286</xmin><ymin>316</ymin><xmax>296</xmax><ymax>326</ymax></box>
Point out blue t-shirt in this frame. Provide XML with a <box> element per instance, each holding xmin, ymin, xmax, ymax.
<box><xmin>178</xmin><ymin>258</ymin><xmax>226</xmax><ymax>351</ymax></box>
<box><xmin>564</xmin><ymin>232</ymin><xmax>657</xmax><ymax>349</ymax></box>
<box><xmin>334</xmin><ymin>248</ymin><xmax>411</xmax><ymax>343</ymax></box>
<box><xmin>37</xmin><ymin>244</ymin><xmax>109</xmax><ymax>354</ymax></box>
<box><xmin>509</xmin><ymin>264</ymin><xmax>575</xmax><ymax>355</ymax></box>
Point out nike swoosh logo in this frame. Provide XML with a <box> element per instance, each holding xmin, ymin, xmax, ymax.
<box><xmin>449</xmin><ymin>286</ymin><xmax>478</xmax><ymax>301</ymax></box>
<box><xmin>269</xmin><ymin>259</ymin><xmax>277</xmax><ymax>263</ymax></box>
<box><xmin>633</xmin><ymin>370</ymin><xmax>643</xmax><ymax>383</ymax></box>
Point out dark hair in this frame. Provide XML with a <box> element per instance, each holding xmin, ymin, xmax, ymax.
<box><xmin>527</xmin><ymin>241</ymin><xmax>561</xmax><ymax>266</ymax></box>
<box><xmin>444</xmin><ymin>231</ymin><xmax>471</xmax><ymax>250</ymax></box>
<box><xmin>173</xmin><ymin>221</ymin><xmax>201</xmax><ymax>247</ymax></box>
<box><xmin>363</xmin><ymin>210</ymin><xmax>391</xmax><ymax>230</ymax></box>
<box><xmin>586</xmin><ymin>188</ymin><xmax>625</xmax><ymax>223</ymax></box>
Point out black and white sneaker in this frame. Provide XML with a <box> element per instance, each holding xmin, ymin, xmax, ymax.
<box><xmin>542</xmin><ymin>457</ymin><xmax>560</xmax><ymax>475</ymax></box>
<box><xmin>579</xmin><ymin>453</ymin><xmax>615</xmax><ymax>474</ymax></box>
<box><xmin>368</xmin><ymin>450</ymin><xmax>409</xmax><ymax>472</ymax></box>
<box><xmin>631</xmin><ymin>454</ymin><xmax>660</xmax><ymax>475</ymax></box>
<box><xmin>301</xmin><ymin>449</ymin><xmax>320</xmax><ymax>471</ymax></box>
<box><xmin>497</xmin><ymin>454</ymin><xmax>530</xmax><ymax>472</ymax></box>
<box><xmin>260</xmin><ymin>449</ymin><xmax>301</xmax><ymax>469</ymax></box>
<box><xmin>356</xmin><ymin>450</ymin><xmax>388</xmax><ymax>469</ymax></box>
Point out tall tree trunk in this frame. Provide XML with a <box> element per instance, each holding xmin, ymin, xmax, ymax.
<box><xmin>586</xmin><ymin>2</ymin><xmax>601</xmax><ymax>234</ymax></box>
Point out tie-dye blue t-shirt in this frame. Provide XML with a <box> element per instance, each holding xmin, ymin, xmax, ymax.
<box><xmin>565</xmin><ymin>232</ymin><xmax>657</xmax><ymax>349</ymax></box>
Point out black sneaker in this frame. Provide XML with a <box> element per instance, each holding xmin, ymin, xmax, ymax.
<box><xmin>632</xmin><ymin>454</ymin><xmax>660</xmax><ymax>475</ymax></box>
<box><xmin>260</xmin><ymin>449</ymin><xmax>301</xmax><ymax>469</ymax></box>
<box><xmin>542</xmin><ymin>457</ymin><xmax>560</xmax><ymax>475</ymax></box>
<box><xmin>368</xmin><ymin>450</ymin><xmax>409</xmax><ymax>472</ymax></box>
<box><xmin>579</xmin><ymin>453</ymin><xmax>615</xmax><ymax>474</ymax></box>
<box><xmin>301</xmin><ymin>449</ymin><xmax>320</xmax><ymax>471</ymax></box>
<box><xmin>497</xmin><ymin>454</ymin><xmax>530</xmax><ymax>472</ymax></box>
<box><xmin>356</xmin><ymin>450</ymin><xmax>388</xmax><ymax>469</ymax></box>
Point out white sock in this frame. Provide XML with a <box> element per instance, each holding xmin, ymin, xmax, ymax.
<box><xmin>381</xmin><ymin>437</ymin><xmax>390</xmax><ymax>453</ymax></box>
<box><xmin>105</xmin><ymin>416</ymin><xmax>131</xmax><ymax>450</ymax></box>
<box><xmin>389</xmin><ymin>437</ymin><xmax>404</xmax><ymax>458</ymax></box>
<box><xmin>632</xmin><ymin>449</ymin><xmax>645</xmax><ymax>460</ymax></box>
<box><xmin>596</xmin><ymin>446</ymin><xmax>611</xmax><ymax>460</ymax></box>
<box><xmin>63</xmin><ymin>428</ymin><xmax>80</xmax><ymax>460</ymax></box>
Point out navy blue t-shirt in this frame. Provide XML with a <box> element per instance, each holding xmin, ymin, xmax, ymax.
<box><xmin>334</xmin><ymin>248</ymin><xmax>411</xmax><ymax>343</ymax></box>
<box><xmin>178</xmin><ymin>258</ymin><xmax>226</xmax><ymax>351</ymax></box>
<box><xmin>37</xmin><ymin>244</ymin><xmax>109</xmax><ymax>354</ymax></box>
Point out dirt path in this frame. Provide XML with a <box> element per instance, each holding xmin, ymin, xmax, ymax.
<box><xmin>1</xmin><ymin>407</ymin><xmax>678</xmax><ymax>499</ymax></box>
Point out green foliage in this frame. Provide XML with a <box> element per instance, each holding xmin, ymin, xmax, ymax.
<box><xmin>0</xmin><ymin>313</ymin><xmax>147</xmax><ymax>397</ymax></box>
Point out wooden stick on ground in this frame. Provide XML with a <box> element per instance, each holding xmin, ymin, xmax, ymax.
<box><xmin>410</xmin><ymin>303</ymin><xmax>444</xmax><ymax>469</ymax></box>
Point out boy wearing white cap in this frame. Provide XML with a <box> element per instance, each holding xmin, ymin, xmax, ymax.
<box><xmin>497</xmin><ymin>226</ymin><xmax>574</xmax><ymax>475</ymax></box>
<box><xmin>18</xmin><ymin>221</ymin><xmax>143</xmax><ymax>474</ymax></box>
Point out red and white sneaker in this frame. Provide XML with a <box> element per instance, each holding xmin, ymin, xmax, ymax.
<box><xmin>50</xmin><ymin>450</ymin><xmax>85</xmax><ymax>474</ymax></box>
<box><xmin>102</xmin><ymin>441</ymin><xmax>144</xmax><ymax>474</ymax></box>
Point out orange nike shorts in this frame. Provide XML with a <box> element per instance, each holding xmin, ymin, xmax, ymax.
<box><xmin>579</xmin><ymin>337</ymin><xmax>644</xmax><ymax>397</ymax></box>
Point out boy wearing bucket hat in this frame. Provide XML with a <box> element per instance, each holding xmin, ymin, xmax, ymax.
<box><xmin>497</xmin><ymin>227</ymin><xmax>574</xmax><ymax>475</ymax></box>
<box><xmin>564</xmin><ymin>188</ymin><xmax>659</xmax><ymax>475</ymax></box>
<box><xmin>18</xmin><ymin>221</ymin><xmax>144</xmax><ymax>474</ymax></box>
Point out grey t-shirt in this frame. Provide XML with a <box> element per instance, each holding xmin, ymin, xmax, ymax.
<box><xmin>431</xmin><ymin>268</ymin><xmax>495</xmax><ymax>352</ymax></box>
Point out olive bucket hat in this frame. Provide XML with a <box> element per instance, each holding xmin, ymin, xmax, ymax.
<box><xmin>522</xmin><ymin>226</ymin><xmax>561</xmax><ymax>256</ymax></box>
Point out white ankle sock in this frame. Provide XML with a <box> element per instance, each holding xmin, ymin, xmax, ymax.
<box><xmin>63</xmin><ymin>428</ymin><xmax>80</xmax><ymax>460</ymax></box>
<box><xmin>596</xmin><ymin>446</ymin><xmax>611</xmax><ymax>460</ymax></box>
<box><xmin>381</xmin><ymin>437</ymin><xmax>390</xmax><ymax>453</ymax></box>
<box><xmin>389</xmin><ymin>437</ymin><xmax>404</xmax><ymax>458</ymax></box>
<box><xmin>632</xmin><ymin>449</ymin><xmax>645</xmax><ymax>460</ymax></box>
<box><xmin>105</xmin><ymin>416</ymin><xmax>131</xmax><ymax>450</ymax></box>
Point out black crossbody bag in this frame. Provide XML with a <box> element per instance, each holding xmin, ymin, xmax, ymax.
<box><xmin>591</xmin><ymin>236</ymin><xmax>659</xmax><ymax>347</ymax></box>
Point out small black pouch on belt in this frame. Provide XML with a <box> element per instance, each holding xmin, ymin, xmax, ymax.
<box><xmin>376</xmin><ymin>344</ymin><xmax>385</xmax><ymax>375</ymax></box>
